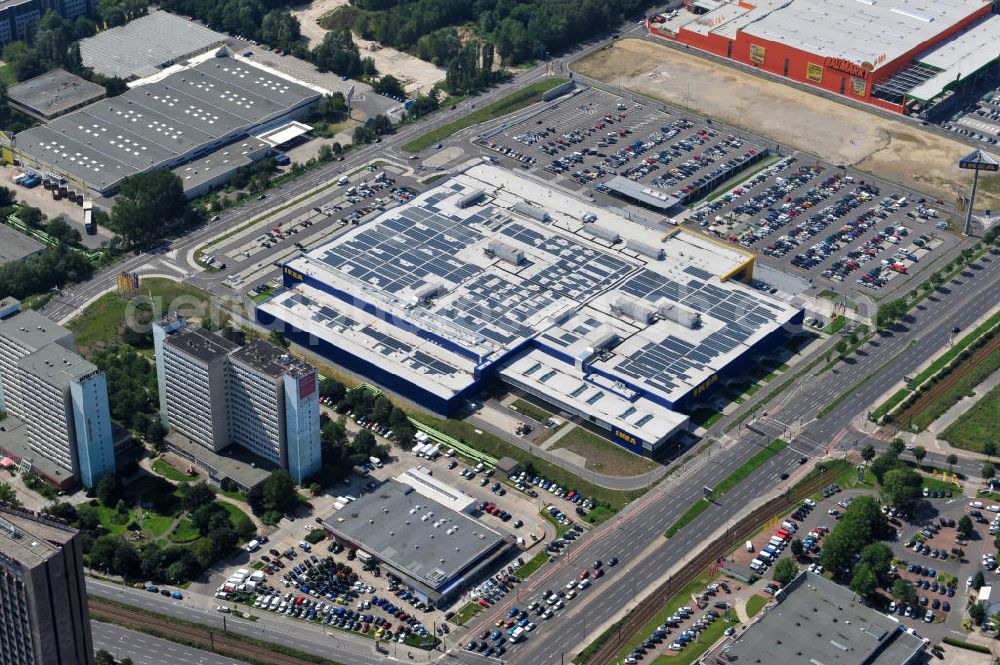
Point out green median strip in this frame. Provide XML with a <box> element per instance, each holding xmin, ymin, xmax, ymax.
<box><xmin>818</xmin><ymin>340</ymin><xmax>915</xmax><ymax>419</ymax></box>
<box><xmin>401</xmin><ymin>79</ymin><xmax>569</xmax><ymax>153</ymax></box>
<box><xmin>909</xmin><ymin>310</ymin><xmax>1000</xmax><ymax>388</ymax></box>
<box><xmin>665</xmin><ymin>439</ymin><xmax>787</xmax><ymax>538</ymax></box>
<box><xmin>514</xmin><ymin>550</ymin><xmax>551</xmax><ymax>580</ymax></box>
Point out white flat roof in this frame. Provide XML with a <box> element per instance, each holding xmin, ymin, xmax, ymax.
<box><xmin>256</xmin><ymin>121</ymin><xmax>312</xmax><ymax>147</ymax></box>
<box><xmin>500</xmin><ymin>350</ymin><xmax>688</xmax><ymax>448</ymax></box>
<box><xmin>908</xmin><ymin>14</ymin><xmax>1000</xmax><ymax>102</ymax></box>
<box><xmin>395</xmin><ymin>466</ymin><xmax>475</xmax><ymax>513</ymax></box>
<box><xmin>265</xmin><ymin>164</ymin><xmax>799</xmax><ymax>412</ymax></box>
<box><xmin>741</xmin><ymin>0</ymin><xmax>988</xmax><ymax>70</ymax></box>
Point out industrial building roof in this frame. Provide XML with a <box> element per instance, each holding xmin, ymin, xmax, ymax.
<box><xmin>230</xmin><ymin>339</ymin><xmax>315</xmax><ymax>379</ymax></box>
<box><xmin>15</xmin><ymin>55</ymin><xmax>320</xmax><ymax>194</ymax></box>
<box><xmin>164</xmin><ymin>326</ymin><xmax>239</xmax><ymax>364</ymax></box>
<box><xmin>722</xmin><ymin>572</ymin><xmax>925</xmax><ymax>665</ymax></box>
<box><xmin>262</xmin><ymin>165</ymin><xmax>799</xmax><ymax>420</ymax></box>
<box><xmin>172</xmin><ymin>140</ymin><xmax>267</xmax><ymax>192</ymax></box>
<box><xmin>0</xmin><ymin>224</ymin><xmax>45</xmax><ymax>266</ymax></box>
<box><xmin>741</xmin><ymin>0</ymin><xmax>988</xmax><ymax>70</ymax></box>
<box><xmin>17</xmin><ymin>344</ymin><xmax>98</xmax><ymax>387</ymax></box>
<box><xmin>322</xmin><ymin>480</ymin><xmax>506</xmax><ymax>591</ymax></box>
<box><xmin>7</xmin><ymin>69</ymin><xmax>105</xmax><ymax>120</ymax></box>
<box><xmin>80</xmin><ymin>11</ymin><xmax>229</xmax><ymax>80</ymax></box>
<box><xmin>394</xmin><ymin>466</ymin><xmax>475</xmax><ymax>514</ymax></box>
<box><xmin>601</xmin><ymin>175</ymin><xmax>679</xmax><ymax>211</ymax></box>
<box><xmin>907</xmin><ymin>14</ymin><xmax>1000</xmax><ymax>102</ymax></box>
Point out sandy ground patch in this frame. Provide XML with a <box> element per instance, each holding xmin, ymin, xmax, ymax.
<box><xmin>574</xmin><ymin>38</ymin><xmax>997</xmax><ymax>208</ymax></box>
<box><xmin>288</xmin><ymin>0</ymin><xmax>445</xmax><ymax>95</ymax></box>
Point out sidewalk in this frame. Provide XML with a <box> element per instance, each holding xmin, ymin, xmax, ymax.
<box><xmin>905</xmin><ymin>366</ymin><xmax>1000</xmax><ymax>453</ymax></box>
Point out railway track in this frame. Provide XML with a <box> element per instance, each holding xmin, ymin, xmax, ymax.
<box><xmin>583</xmin><ymin>470</ymin><xmax>831</xmax><ymax>665</ymax></box>
<box><xmin>893</xmin><ymin>330</ymin><xmax>1000</xmax><ymax>427</ymax></box>
<box><xmin>90</xmin><ymin>599</ymin><xmax>334</xmax><ymax>665</ymax></box>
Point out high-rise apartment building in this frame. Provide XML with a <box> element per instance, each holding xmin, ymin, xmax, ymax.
<box><xmin>0</xmin><ymin>0</ymin><xmax>97</xmax><ymax>46</ymax></box>
<box><xmin>0</xmin><ymin>302</ymin><xmax>115</xmax><ymax>488</ymax></box>
<box><xmin>0</xmin><ymin>505</ymin><xmax>94</xmax><ymax>665</ymax></box>
<box><xmin>155</xmin><ymin>317</ymin><xmax>321</xmax><ymax>483</ymax></box>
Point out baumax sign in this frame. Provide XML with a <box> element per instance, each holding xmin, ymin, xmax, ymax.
<box><xmin>822</xmin><ymin>57</ymin><xmax>872</xmax><ymax>79</ymax></box>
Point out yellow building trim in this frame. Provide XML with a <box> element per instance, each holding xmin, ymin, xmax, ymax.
<box><xmin>720</xmin><ymin>255</ymin><xmax>755</xmax><ymax>284</ymax></box>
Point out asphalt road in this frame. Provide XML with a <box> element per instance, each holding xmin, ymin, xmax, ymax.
<box><xmin>445</xmin><ymin>248</ymin><xmax>1000</xmax><ymax>665</ymax></box>
<box><xmin>92</xmin><ymin>621</ymin><xmax>249</xmax><ymax>665</ymax></box>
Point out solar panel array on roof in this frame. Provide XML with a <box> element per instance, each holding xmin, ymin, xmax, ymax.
<box><xmin>614</xmin><ymin>269</ymin><xmax>785</xmax><ymax>393</ymax></box>
<box><xmin>318</xmin><ymin>207</ymin><xmax>483</xmax><ymax>294</ymax></box>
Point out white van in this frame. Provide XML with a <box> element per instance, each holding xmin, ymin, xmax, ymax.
<box><xmin>757</xmin><ymin>551</ymin><xmax>773</xmax><ymax>562</ymax></box>
<box><xmin>745</xmin><ymin>541</ymin><xmax>754</xmax><ymax>553</ymax></box>
<box><xmin>781</xmin><ymin>521</ymin><xmax>798</xmax><ymax>533</ymax></box>
<box><xmin>246</xmin><ymin>540</ymin><xmax>260</xmax><ymax>553</ymax></box>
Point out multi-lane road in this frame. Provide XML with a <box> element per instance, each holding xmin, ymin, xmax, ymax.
<box><xmin>92</xmin><ymin>622</ymin><xmax>248</xmax><ymax>665</ymax></box>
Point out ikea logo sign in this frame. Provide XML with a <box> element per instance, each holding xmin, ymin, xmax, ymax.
<box><xmin>613</xmin><ymin>429</ymin><xmax>638</xmax><ymax>446</ymax></box>
<box><xmin>284</xmin><ymin>267</ymin><xmax>304</xmax><ymax>282</ymax></box>
<box><xmin>692</xmin><ymin>374</ymin><xmax>717</xmax><ymax>397</ymax></box>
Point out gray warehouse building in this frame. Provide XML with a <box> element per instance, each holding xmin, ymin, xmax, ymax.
<box><xmin>6</xmin><ymin>69</ymin><xmax>106</xmax><ymax>121</ymax></box>
<box><xmin>14</xmin><ymin>53</ymin><xmax>320</xmax><ymax>196</ymax></box>
<box><xmin>321</xmin><ymin>480</ymin><xmax>515</xmax><ymax>608</ymax></box>
<box><xmin>706</xmin><ymin>572</ymin><xmax>926</xmax><ymax>665</ymax></box>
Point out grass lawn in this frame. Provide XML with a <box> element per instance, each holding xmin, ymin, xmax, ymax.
<box><xmin>911</xmin><ymin>341</ymin><xmax>1000</xmax><ymax>431</ymax></box>
<box><xmin>745</xmin><ymin>594</ymin><xmax>768</xmax><ymax>618</ymax></box>
<box><xmin>414</xmin><ymin>414</ymin><xmax>644</xmax><ymax>514</ymax></box>
<box><xmin>941</xmin><ymin>382</ymin><xmax>1000</xmax><ymax>452</ymax></box>
<box><xmin>220</xmin><ymin>502</ymin><xmax>255</xmax><ymax>534</ymax></box>
<box><xmin>552</xmin><ymin>426</ymin><xmax>656</xmax><ymax>477</ymax></box>
<box><xmin>0</xmin><ymin>64</ymin><xmax>16</xmax><ymax>87</ymax></box>
<box><xmin>142</xmin><ymin>515</ymin><xmax>175</xmax><ymax>538</ymax></box>
<box><xmin>689</xmin><ymin>408</ymin><xmax>724</xmax><ymax>430</ymax></box>
<box><xmin>827</xmin><ymin>315</ymin><xmax>848</xmax><ymax>334</ymax></box>
<box><xmin>220</xmin><ymin>489</ymin><xmax>249</xmax><ymax>502</ymax></box>
<box><xmin>514</xmin><ymin>551</ymin><xmax>551</xmax><ymax>579</ymax></box>
<box><xmin>151</xmin><ymin>459</ymin><xmax>194</xmax><ymax>483</ymax></box>
<box><xmin>610</xmin><ymin>573</ymin><xmax>719</xmax><ymax>663</ymax></box>
<box><xmin>94</xmin><ymin>504</ymin><xmax>131</xmax><ymax>536</ymax></box>
<box><xmin>910</xmin><ymin>311</ymin><xmax>1000</xmax><ymax>388</ymax></box>
<box><xmin>921</xmin><ymin>476</ymin><xmax>961</xmax><ymax>493</ymax></box>
<box><xmin>401</xmin><ymin>79</ymin><xmax>569</xmax><ymax>153</ymax></box>
<box><xmin>510</xmin><ymin>398</ymin><xmax>552</xmax><ymax>423</ymax></box>
<box><xmin>450</xmin><ymin>601</ymin><xmax>482</xmax><ymax>626</ymax></box>
<box><xmin>68</xmin><ymin>278</ymin><xmax>214</xmax><ymax>355</ymax></box>
<box><xmin>540</xmin><ymin>509</ymin><xmax>571</xmax><ymax>537</ymax></box>
<box><xmin>666</xmin><ymin>439</ymin><xmax>787</xmax><ymax>537</ymax></box>
<box><xmin>169</xmin><ymin>519</ymin><xmax>201</xmax><ymax>544</ymax></box>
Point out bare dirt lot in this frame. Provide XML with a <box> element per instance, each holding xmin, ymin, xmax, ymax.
<box><xmin>574</xmin><ymin>38</ymin><xmax>1000</xmax><ymax>208</ymax></box>
<box><xmin>288</xmin><ymin>0</ymin><xmax>445</xmax><ymax>95</ymax></box>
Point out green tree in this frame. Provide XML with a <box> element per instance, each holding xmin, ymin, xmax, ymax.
<box><xmin>861</xmin><ymin>443</ymin><xmax>876</xmax><ymax>465</ymax></box>
<box><xmin>958</xmin><ymin>515</ymin><xmax>975</xmax><ymax>540</ymax></box>
<box><xmin>880</xmin><ymin>467</ymin><xmax>922</xmax><ymax>510</ymax></box>
<box><xmin>772</xmin><ymin>557</ymin><xmax>797</xmax><ymax>585</ymax></box>
<box><xmin>268</xmin><ymin>330</ymin><xmax>290</xmax><ymax>349</ymax></box>
<box><xmin>95</xmin><ymin>650</ymin><xmax>116</xmax><ymax>665</ymax></box>
<box><xmin>262</xmin><ymin>469</ymin><xmax>298</xmax><ymax>515</ymax></box>
<box><xmin>912</xmin><ymin>446</ymin><xmax>926</xmax><ymax>463</ymax></box>
<box><xmin>790</xmin><ymin>538</ymin><xmax>803</xmax><ymax>557</ymax></box>
<box><xmin>970</xmin><ymin>602</ymin><xmax>986</xmax><ymax>625</ymax></box>
<box><xmin>849</xmin><ymin>562</ymin><xmax>877</xmax><ymax>598</ymax></box>
<box><xmin>373</xmin><ymin>74</ymin><xmax>406</xmax><ymax>98</ymax></box>
<box><xmin>985</xmin><ymin>441</ymin><xmax>997</xmax><ymax>459</ymax></box>
<box><xmin>891</xmin><ymin>578</ymin><xmax>916</xmax><ymax>606</ymax></box>
<box><xmin>946</xmin><ymin>453</ymin><xmax>958</xmax><ymax>471</ymax></box>
<box><xmin>859</xmin><ymin>542</ymin><xmax>893</xmax><ymax>577</ymax></box>
<box><xmin>973</xmin><ymin>570</ymin><xmax>986</xmax><ymax>590</ymax></box>
<box><xmin>109</xmin><ymin>170</ymin><xmax>193</xmax><ymax>248</ymax></box>
<box><xmin>870</xmin><ymin>453</ymin><xmax>901</xmax><ymax>485</ymax></box>
<box><xmin>95</xmin><ymin>474</ymin><xmax>123</xmax><ymax>507</ymax></box>
<box><xmin>0</xmin><ymin>482</ymin><xmax>21</xmax><ymax>507</ymax></box>
<box><xmin>889</xmin><ymin>439</ymin><xmax>906</xmax><ymax>456</ymax></box>
<box><xmin>179</xmin><ymin>481</ymin><xmax>217</xmax><ymax>513</ymax></box>
<box><xmin>983</xmin><ymin>462</ymin><xmax>996</xmax><ymax>479</ymax></box>
<box><xmin>312</xmin><ymin>30</ymin><xmax>363</xmax><ymax>76</ymax></box>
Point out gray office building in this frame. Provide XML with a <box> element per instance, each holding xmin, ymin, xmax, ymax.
<box><xmin>0</xmin><ymin>505</ymin><xmax>94</xmax><ymax>665</ymax></box>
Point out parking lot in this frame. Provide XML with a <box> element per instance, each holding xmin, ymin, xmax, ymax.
<box><xmin>732</xmin><ymin>480</ymin><xmax>996</xmax><ymax>646</ymax></box>
<box><xmin>474</xmin><ymin>87</ymin><xmax>768</xmax><ymax>213</ymax></box>
<box><xmin>942</xmin><ymin>88</ymin><xmax>1000</xmax><ymax>147</ymax></box>
<box><xmin>688</xmin><ymin>157</ymin><xmax>955</xmax><ymax>296</ymax></box>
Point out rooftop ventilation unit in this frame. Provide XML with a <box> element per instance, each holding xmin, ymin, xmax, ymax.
<box><xmin>486</xmin><ymin>239</ymin><xmax>525</xmax><ymax>265</ymax></box>
<box><xmin>513</xmin><ymin>201</ymin><xmax>550</xmax><ymax>222</ymax></box>
<box><xmin>612</xmin><ymin>298</ymin><xmax>654</xmax><ymax>324</ymax></box>
<box><xmin>626</xmin><ymin>239</ymin><xmax>664</xmax><ymax>260</ymax></box>
<box><xmin>657</xmin><ymin>300</ymin><xmax>702</xmax><ymax>329</ymax></box>
<box><xmin>588</xmin><ymin>225</ymin><xmax>621</xmax><ymax>244</ymax></box>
